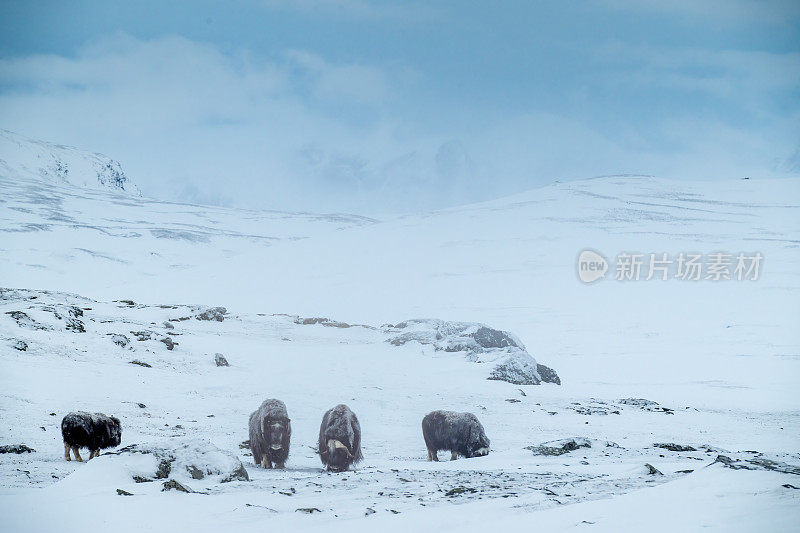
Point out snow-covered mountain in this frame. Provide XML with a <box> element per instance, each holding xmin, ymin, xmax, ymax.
<box><xmin>0</xmin><ymin>129</ymin><xmax>140</xmax><ymax>195</ymax></box>
<box><xmin>1</xmin><ymin>134</ymin><xmax>798</xmax><ymax>532</ymax></box>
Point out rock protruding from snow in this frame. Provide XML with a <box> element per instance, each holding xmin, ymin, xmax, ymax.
<box><xmin>214</xmin><ymin>353</ymin><xmax>230</xmax><ymax>367</ymax></box>
<box><xmin>108</xmin><ymin>334</ymin><xmax>130</xmax><ymax>348</ymax></box>
<box><xmin>525</xmin><ymin>437</ymin><xmax>619</xmax><ymax>456</ymax></box>
<box><xmin>0</xmin><ymin>444</ymin><xmax>35</xmax><ymax>454</ymax></box>
<box><xmin>112</xmin><ymin>438</ymin><xmax>249</xmax><ymax>484</ymax></box>
<box><xmin>0</xmin><ymin>129</ymin><xmax>141</xmax><ymax>195</ymax></box>
<box><xmin>712</xmin><ymin>454</ymin><xmax>800</xmax><ymax>475</ymax></box>
<box><xmin>385</xmin><ymin>319</ymin><xmax>560</xmax><ymax>385</ymax></box>
<box><xmin>5</xmin><ymin>311</ymin><xmax>49</xmax><ymax>331</ymax></box>
<box><xmin>195</xmin><ymin>307</ymin><xmax>227</xmax><ymax>322</ymax></box>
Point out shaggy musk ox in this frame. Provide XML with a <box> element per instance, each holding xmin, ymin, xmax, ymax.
<box><xmin>61</xmin><ymin>412</ymin><xmax>122</xmax><ymax>461</ymax></box>
<box><xmin>318</xmin><ymin>404</ymin><xmax>362</xmax><ymax>472</ymax></box>
<box><xmin>422</xmin><ymin>410</ymin><xmax>490</xmax><ymax>461</ymax></box>
<box><xmin>249</xmin><ymin>399</ymin><xmax>291</xmax><ymax>469</ymax></box>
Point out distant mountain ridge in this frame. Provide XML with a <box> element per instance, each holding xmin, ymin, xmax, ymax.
<box><xmin>0</xmin><ymin>129</ymin><xmax>141</xmax><ymax>196</ymax></box>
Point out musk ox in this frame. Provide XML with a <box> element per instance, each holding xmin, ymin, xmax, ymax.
<box><xmin>318</xmin><ymin>404</ymin><xmax>362</xmax><ymax>472</ymax></box>
<box><xmin>61</xmin><ymin>412</ymin><xmax>122</xmax><ymax>462</ymax></box>
<box><xmin>249</xmin><ymin>399</ymin><xmax>291</xmax><ymax>469</ymax></box>
<box><xmin>422</xmin><ymin>410</ymin><xmax>490</xmax><ymax>461</ymax></box>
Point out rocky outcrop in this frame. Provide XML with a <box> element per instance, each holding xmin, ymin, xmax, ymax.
<box><xmin>386</xmin><ymin>319</ymin><xmax>560</xmax><ymax>385</ymax></box>
<box><xmin>0</xmin><ymin>444</ymin><xmax>35</xmax><ymax>454</ymax></box>
<box><xmin>654</xmin><ymin>443</ymin><xmax>697</xmax><ymax>452</ymax></box>
<box><xmin>130</xmin><ymin>330</ymin><xmax>154</xmax><ymax>341</ymax></box>
<box><xmin>0</xmin><ymin>129</ymin><xmax>141</xmax><ymax>195</ymax></box>
<box><xmin>159</xmin><ymin>337</ymin><xmax>176</xmax><ymax>350</ymax></box>
<box><xmin>712</xmin><ymin>454</ymin><xmax>800</xmax><ymax>475</ymax></box>
<box><xmin>196</xmin><ymin>307</ymin><xmax>227</xmax><ymax>322</ymax></box>
<box><xmin>108</xmin><ymin>334</ymin><xmax>130</xmax><ymax>348</ymax></box>
<box><xmin>42</xmin><ymin>305</ymin><xmax>85</xmax><ymax>332</ymax></box>
<box><xmin>525</xmin><ymin>437</ymin><xmax>618</xmax><ymax>456</ymax></box>
<box><xmin>5</xmin><ymin>311</ymin><xmax>48</xmax><ymax>331</ymax></box>
<box><xmin>112</xmin><ymin>438</ymin><xmax>249</xmax><ymax>485</ymax></box>
<box><xmin>617</xmin><ymin>398</ymin><xmax>674</xmax><ymax>414</ymax></box>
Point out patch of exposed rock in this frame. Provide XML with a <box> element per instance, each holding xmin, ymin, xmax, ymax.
<box><xmin>5</xmin><ymin>311</ymin><xmax>48</xmax><ymax>331</ymax></box>
<box><xmin>654</xmin><ymin>443</ymin><xmax>697</xmax><ymax>452</ymax></box>
<box><xmin>130</xmin><ymin>330</ymin><xmax>154</xmax><ymax>341</ymax></box>
<box><xmin>160</xmin><ymin>337</ymin><xmax>176</xmax><ymax>350</ymax></box>
<box><xmin>385</xmin><ymin>319</ymin><xmax>560</xmax><ymax>385</ymax></box>
<box><xmin>713</xmin><ymin>454</ymin><xmax>800</xmax><ymax>475</ymax></box>
<box><xmin>42</xmin><ymin>305</ymin><xmax>85</xmax><ymax>332</ymax></box>
<box><xmin>617</xmin><ymin>398</ymin><xmax>674</xmax><ymax>414</ymax></box>
<box><xmin>525</xmin><ymin>437</ymin><xmax>618</xmax><ymax>456</ymax></box>
<box><xmin>285</xmin><ymin>314</ymin><xmax>374</xmax><ymax>329</ymax></box>
<box><xmin>108</xmin><ymin>334</ymin><xmax>130</xmax><ymax>348</ymax></box>
<box><xmin>195</xmin><ymin>307</ymin><xmax>227</xmax><ymax>322</ymax></box>
<box><xmin>112</xmin><ymin>438</ymin><xmax>249</xmax><ymax>485</ymax></box>
<box><xmin>0</xmin><ymin>444</ymin><xmax>35</xmax><ymax>454</ymax></box>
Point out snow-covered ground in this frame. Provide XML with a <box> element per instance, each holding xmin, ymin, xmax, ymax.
<box><xmin>1</xmin><ymin>134</ymin><xmax>798</xmax><ymax>531</ymax></box>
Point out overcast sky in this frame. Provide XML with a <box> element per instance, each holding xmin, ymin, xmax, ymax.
<box><xmin>1</xmin><ymin>1</ymin><xmax>798</xmax><ymax>213</ymax></box>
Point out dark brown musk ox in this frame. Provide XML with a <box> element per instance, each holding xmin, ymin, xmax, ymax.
<box><xmin>249</xmin><ymin>399</ymin><xmax>291</xmax><ymax>468</ymax></box>
<box><xmin>61</xmin><ymin>411</ymin><xmax>122</xmax><ymax>461</ymax></box>
<box><xmin>318</xmin><ymin>404</ymin><xmax>362</xmax><ymax>472</ymax></box>
<box><xmin>422</xmin><ymin>410</ymin><xmax>490</xmax><ymax>461</ymax></box>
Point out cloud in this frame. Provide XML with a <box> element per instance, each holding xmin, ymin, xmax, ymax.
<box><xmin>0</xmin><ymin>34</ymin><xmax>416</xmax><ymax>211</ymax></box>
<box><xmin>597</xmin><ymin>43</ymin><xmax>800</xmax><ymax>92</ymax></box>
<box><xmin>284</xmin><ymin>50</ymin><xmax>394</xmax><ymax>105</ymax></box>
<box><xmin>0</xmin><ymin>33</ymin><xmax>796</xmax><ymax>214</ymax></box>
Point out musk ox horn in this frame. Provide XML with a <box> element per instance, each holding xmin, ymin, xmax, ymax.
<box><xmin>328</xmin><ymin>439</ymin><xmax>354</xmax><ymax>459</ymax></box>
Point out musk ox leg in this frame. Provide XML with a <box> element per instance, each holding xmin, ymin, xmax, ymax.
<box><xmin>450</xmin><ymin>451</ymin><xmax>458</xmax><ymax>461</ymax></box>
<box><xmin>427</xmin><ymin>449</ymin><xmax>439</xmax><ymax>462</ymax></box>
<box><xmin>274</xmin><ymin>461</ymin><xmax>285</xmax><ymax>469</ymax></box>
<box><xmin>71</xmin><ymin>446</ymin><xmax>83</xmax><ymax>462</ymax></box>
<box><xmin>261</xmin><ymin>456</ymin><xmax>272</xmax><ymax>469</ymax></box>
<box><xmin>64</xmin><ymin>443</ymin><xmax>71</xmax><ymax>461</ymax></box>
<box><xmin>88</xmin><ymin>450</ymin><xmax>99</xmax><ymax>460</ymax></box>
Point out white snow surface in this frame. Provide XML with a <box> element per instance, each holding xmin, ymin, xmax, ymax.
<box><xmin>0</xmin><ymin>135</ymin><xmax>799</xmax><ymax>531</ymax></box>
<box><xmin>0</xmin><ymin>130</ymin><xmax>141</xmax><ymax>196</ymax></box>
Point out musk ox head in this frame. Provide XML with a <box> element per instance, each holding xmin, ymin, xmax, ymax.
<box><xmin>467</xmin><ymin>431</ymin><xmax>490</xmax><ymax>458</ymax></box>
<box><xmin>107</xmin><ymin>416</ymin><xmax>122</xmax><ymax>447</ymax></box>
<box><xmin>463</xmin><ymin>412</ymin><xmax>490</xmax><ymax>458</ymax></box>
<box><xmin>264</xmin><ymin>417</ymin><xmax>290</xmax><ymax>452</ymax></box>
<box><xmin>325</xmin><ymin>438</ymin><xmax>354</xmax><ymax>470</ymax></box>
<box><xmin>319</xmin><ymin>404</ymin><xmax>362</xmax><ymax>472</ymax></box>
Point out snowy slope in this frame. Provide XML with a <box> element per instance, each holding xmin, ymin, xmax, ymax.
<box><xmin>0</xmin><ymin>135</ymin><xmax>798</xmax><ymax>531</ymax></box>
<box><xmin>0</xmin><ymin>130</ymin><xmax>141</xmax><ymax>196</ymax></box>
